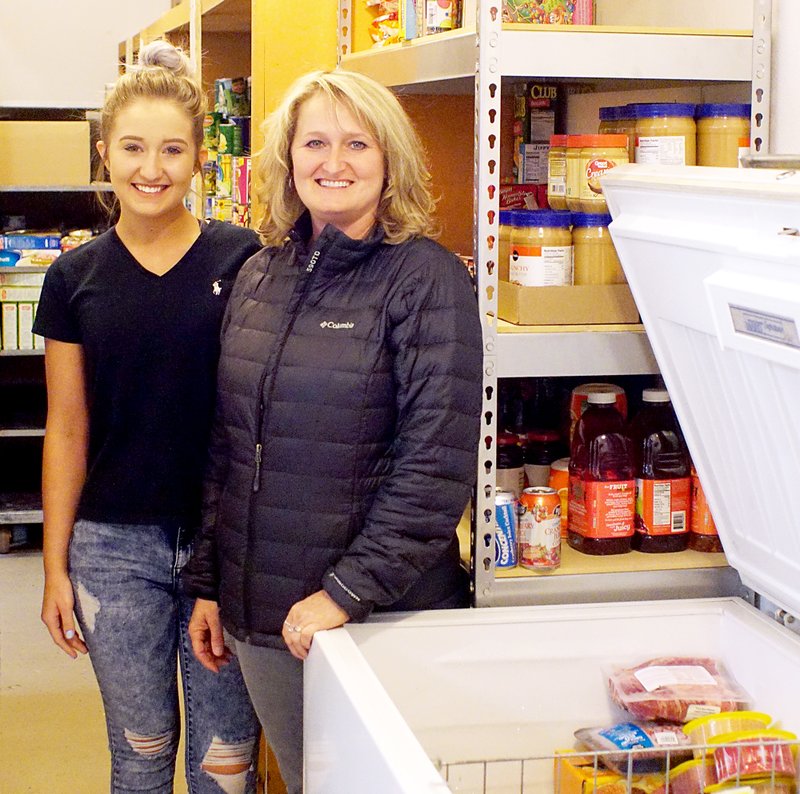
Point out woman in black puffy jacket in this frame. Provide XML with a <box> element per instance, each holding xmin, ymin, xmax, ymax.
<box><xmin>183</xmin><ymin>68</ymin><xmax>483</xmax><ymax>793</ymax></box>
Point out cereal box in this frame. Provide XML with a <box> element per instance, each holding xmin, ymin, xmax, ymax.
<box><xmin>503</xmin><ymin>0</ymin><xmax>594</xmax><ymax>25</ymax></box>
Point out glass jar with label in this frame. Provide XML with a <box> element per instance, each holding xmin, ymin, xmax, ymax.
<box><xmin>509</xmin><ymin>210</ymin><xmax>573</xmax><ymax>287</ymax></box>
<box><xmin>634</xmin><ymin>103</ymin><xmax>697</xmax><ymax>166</ymax></box>
<box><xmin>598</xmin><ymin>106</ymin><xmax>622</xmax><ymax>135</ymax></box>
<box><xmin>547</xmin><ymin>135</ymin><xmax>568</xmax><ymax>211</ymax></box>
<box><xmin>578</xmin><ymin>134</ymin><xmax>629</xmax><ymax>214</ymax></box>
<box><xmin>696</xmin><ymin>103</ymin><xmax>751</xmax><ymax>167</ymax></box>
<box><xmin>565</xmin><ymin>135</ymin><xmax>586</xmax><ymax>212</ymax></box>
<box><xmin>572</xmin><ymin>213</ymin><xmax>626</xmax><ymax>284</ymax></box>
<box><xmin>618</xmin><ymin>104</ymin><xmax>638</xmax><ymax>163</ymax></box>
<box><xmin>498</xmin><ymin>210</ymin><xmax>524</xmax><ymax>282</ymax></box>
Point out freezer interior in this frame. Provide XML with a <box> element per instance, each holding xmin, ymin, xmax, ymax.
<box><xmin>306</xmin><ymin>600</ymin><xmax>800</xmax><ymax>792</ymax></box>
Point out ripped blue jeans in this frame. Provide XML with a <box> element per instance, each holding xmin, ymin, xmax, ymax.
<box><xmin>68</xmin><ymin>519</ymin><xmax>261</xmax><ymax>794</ymax></box>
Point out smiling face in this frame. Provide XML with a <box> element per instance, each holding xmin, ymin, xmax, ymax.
<box><xmin>290</xmin><ymin>92</ymin><xmax>385</xmax><ymax>240</ymax></box>
<box><xmin>97</xmin><ymin>97</ymin><xmax>203</xmax><ymax>225</ymax></box>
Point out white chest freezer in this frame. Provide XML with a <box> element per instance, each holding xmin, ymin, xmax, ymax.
<box><xmin>304</xmin><ymin>165</ymin><xmax>800</xmax><ymax>793</ymax></box>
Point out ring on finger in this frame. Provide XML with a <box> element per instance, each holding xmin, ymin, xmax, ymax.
<box><xmin>284</xmin><ymin>621</ymin><xmax>302</xmax><ymax>633</ymax></box>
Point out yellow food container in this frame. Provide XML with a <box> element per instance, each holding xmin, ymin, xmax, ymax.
<box><xmin>683</xmin><ymin>711</ymin><xmax>772</xmax><ymax>757</ymax></box>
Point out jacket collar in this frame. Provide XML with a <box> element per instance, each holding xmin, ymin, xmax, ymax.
<box><xmin>287</xmin><ymin>211</ymin><xmax>386</xmax><ymax>274</ymax></box>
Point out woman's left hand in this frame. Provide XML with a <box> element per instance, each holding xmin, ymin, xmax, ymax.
<box><xmin>282</xmin><ymin>590</ymin><xmax>349</xmax><ymax>660</ymax></box>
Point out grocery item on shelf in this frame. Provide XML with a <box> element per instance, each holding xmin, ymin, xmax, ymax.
<box><xmin>709</xmin><ymin>729</ymin><xmax>798</xmax><ymax>784</ymax></box>
<box><xmin>565</xmin><ymin>134</ymin><xmax>586</xmax><ymax>212</ymax></box>
<box><xmin>547</xmin><ymin>134</ymin><xmax>568</xmax><ymax>210</ymax></box>
<box><xmin>704</xmin><ymin>777</ymin><xmax>796</xmax><ymax>793</ymax></box>
<box><xmin>571</xmin><ymin>213</ymin><xmax>626</xmax><ymax>285</ymax></box>
<box><xmin>629</xmin><ymin>388</ymin><xmax>692</xmax><ymax>553</ymax></box>
<box><xmin>524</xmin><ymin>427</ymin><xmax>565</xmax><ymax>487</ymax></box>
<box><xmin>634</xmin><ymin>103</ymin><xmax>697</xmax><ymax>166</ymax></box>
<box><xmin>573</xmin><ymin>721</ymin><xmax>693</xmax><ymax>775</ymax></box>
<box><xmin>578</xmin><ymin>134</ymin><xmax>629</xmax><ymax>213</ymax></box>
<box><xmin>659</xmin><ymin>756</ymin><xmax>717</xmax><ymax>794</ymax></box>
<box><xmin>554</xmin><ymin>750</ymin><xmax>666</xmax><ymax>794</ymax></box>
<box><xmin>497</xmin><ymin>431</ymin><xmax>525</xmax><ymax>499</ymax></box>
<box><xmin>502</xmin><ymin>0</ymin><xmax>594</xmax><ymax>25</ymax></box>
<box><xmin>518</xmin><ymin>485</ymin><xmax>561</xmax><ymax>570</ymax></box>
<box><xmin>688</xmin><ymin>466</ymin><xmax>724</xmax><ymax>553</ymax></box>
<box><xmin>607</xmin><ymin>657</ymin><xmax>750</xmax><ymax>724</ymax></box>
<box><xmin>548</xmin><ymin>456</ymin><xmax>569</xmax><ymax>537</ymax></box>
<box><xmin>569</xmin><ymin>382</ymin><xmax>628</xmax><ymax>443</ymax></box>
<box><xmin>696</xmin><ymin>103</ymin><xmax>751</xmax><ymax>167</ymax></box>
<box><xmin>425</xmin><ymin>0</ymin><xmax>460</xmax><ymax>33</ymax></box>
<box><xmin>683</xmin><ymin>711</ymin><xmax>773</xmax><ymax>758</ymax></box>
<box><xmin>494</xmin><ymin>489</ymin><xmax>519</xmax><ymax>569</ymax></box>
<box><xmin>508</xmin><ymin>209</ymin><xmax>573</xmax><ymax>286</ymax></box>
<box><xmin>567</xmin><ymin>390</ymin><xmax>635</xmax><ymax>555</ymax></box>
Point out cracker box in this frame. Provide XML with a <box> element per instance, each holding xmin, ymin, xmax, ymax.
<box><xmin>503</xmin><ymin>1</ymin><xmax>594</xmax><ymax>25</ymax></box>
<box><xmin>554</xmin><ymin>750</ymin><xmax>665</xmax><ymax>794</ymax></box>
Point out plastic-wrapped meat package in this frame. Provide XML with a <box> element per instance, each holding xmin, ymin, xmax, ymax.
<box><xmin>607</xmin><ymin>657</ymin><xmax>750</xmax><ymax>723</ymax></box>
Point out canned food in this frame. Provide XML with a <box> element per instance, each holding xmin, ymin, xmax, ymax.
<box><xmin>548</xmin><ymin>457</ymin><xmax>570</xmax><ymax>538</ymax></box>
<box><xmin>494</xmin><ymin>490</ymin><xmax>518</xmax><ymax>569</ymax></box>
<box><xmin>518</xmin><ymin>486</ymin><xmax>561</xmax><ymax>570</ymax></box>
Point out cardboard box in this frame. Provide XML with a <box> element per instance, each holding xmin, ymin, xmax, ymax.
<box><xmin>498</xmin><ymin>280</ymin><xmax>639</xmax><ymax>325</ymax></box>
<box><xmin>554</xmin><ymin>750</ymin><xmax>665</xmax><ymax>794</ymax></box>
<box><xmin>0</xmin><ymin>286</ymin><xmax>42</xmax><ymax>303</ymax></box>
<box><xmin>503</xmin><ymin>1</ymin><xmax>594</xmax><ymax>25</ymax></box>
<box><xmin>2</xmin><ymin>303</ymin><xmax>18</xmax><ymax>350</ymax></box>
<box><xmin>0</xmin><ymin>121</ymin><xmax>90</xmax><ymax>186</ymax></box>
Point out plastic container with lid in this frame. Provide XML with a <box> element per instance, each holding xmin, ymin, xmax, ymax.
<box><xmin>683</xmin><ymin>711</ymin><xmax>773</xmax><ymax>758</ymax></box>
<box><xmin>628</xmin><ymin>388</ymin><xmax>692</xmax><ymax>553</ymax></box>
<box><xmin>565</xmin><ymin>135</ymin><xmax>586</xmax><ymax>212</ymax></box>
<box><xmin>578</xmin><ymin>134</ymin><xmax>629</xmax><ymax>213</ymax></box>
<box><xmin>705</xmin><ymin>778</ymin><xmax>795</xmax><ymax>794</ymax></box>
<box><xmin>597</xmin><ymin>105</ymin><xmax>623</xmax><ymax>136</ymax></box>
<box><xmin>496</xmin><ymin>431</ymin><xmax>525</xmax><ymax>499</ymax></box>
<box><xmin>547</xmin><ymin>134</ymin><xmax>568</xmax><ymax>210</ymax></box>
<box><xmin>498</xmin><ymin>209</ymin><xmax>524</xmax><ymax>282</ymax></box>
<box><xmin>571</xmin><ymin>213</ymin><xmax>626</xmax><ymax>285</ymax></box>
<box><xmin>666</xmin><ymin>756</ymin><xmax>717</xmax><ymax>794</ymax></box>
<box><xmin>634</xmin><ymin>103</ymin><xmax>697</xmax><ymax>166</ymax></box>
<box><xmin>618</xmin><ymin>104</ymin><xmax>638</xmax><ymax>162</ymax></box>
<box><xmin>567</xmin><ymin>391</ymin><xmax>636</xmax><ymax>555</ymax></box>
<box><xmin>509</xmin><ymin>209</ymin><xmax>573</xmax><ymax>287</ymax></box>
<box><xmin>696</xmin><ymin>103</ymin><xmax>751</xmax><ymax>167</ymax></box>
<box><xmin>688</xmin><ymin>465</ymin><xmax>723</xmax><ymax>553</ymax></box>
<box><xmin>523</xmin><ymin>428</ymin><xmax>565</xmax><ymax>487</ymax></box>
<box><xmin>709</xmin><ymin>729</ymin><xmax>798</xmax><ymax>784</ymax></box>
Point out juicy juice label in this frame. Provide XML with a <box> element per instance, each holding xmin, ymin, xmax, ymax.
<box><xmin>635</xmin><ymin>477</ymin><xmax>691</xmax><ymax>536</ymax></box>
<box><xmin>568</xmin><ymin>476</ymin><xmax>635</xmax><ymax>538</ymax></box>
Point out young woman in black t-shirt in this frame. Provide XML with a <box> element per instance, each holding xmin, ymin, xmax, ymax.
<box><xmin>33</xmin><ymin>41</ymin><xmax>261</xmax><ymax>794</ymax></box>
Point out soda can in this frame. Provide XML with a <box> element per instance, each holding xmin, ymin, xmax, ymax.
<box><xmin>494</xmin><ymin>490</ymin><xmax>518</xmax><ymax>569</ymax></box>
<box><xmin>519</xmin><ymin>486</ymin><xmax>561</xmax><ymax>570</ymax></box>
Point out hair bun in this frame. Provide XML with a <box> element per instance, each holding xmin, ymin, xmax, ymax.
<box><xmin>137</xmin><ymin>40</ymin><xmax>196</xmax><ymax>79</ymax></box>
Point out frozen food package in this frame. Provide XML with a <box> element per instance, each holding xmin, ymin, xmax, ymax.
<box><xmin>607</xmin><ymin>657</ymin><xmax>750</xmax><ymax>723</ymax></box>
<box><xmin>574</xmin><ymin>721</ymin><xmax>693</xmax><ymax>775</ymax></box>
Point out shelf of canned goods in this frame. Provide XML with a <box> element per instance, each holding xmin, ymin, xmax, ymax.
<box><xmin>338</xmin><ymin>0</ymin><xmax>772</xmax><ymax>608</ymax></box>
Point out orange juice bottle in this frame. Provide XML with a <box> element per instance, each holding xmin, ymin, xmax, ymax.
<box><xmin>629</xmin><ymin>389</ymin><xmax>691</xmax><ymax>553</ymax></box>
<box><xmin>567</xmin><ymin>391</ymin><xmax>635</xmax><ymax>555</ymax></box>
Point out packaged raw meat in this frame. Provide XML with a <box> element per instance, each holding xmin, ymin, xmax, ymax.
<box><xmin>574</xmin><ymin>721</ymin><xmax>693</xmax><ymax>774</ymax></box>
<box><xmin>607</xmin><ymin>657</ymin><xmax>750</xmax><ymax>723</ymax></box>
<box><xmin>709</xmin><ymin>729</ymin><xmax>797</xmax><ymax>784</ymax></box>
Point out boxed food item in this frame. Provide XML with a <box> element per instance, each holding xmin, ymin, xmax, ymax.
<box><xmin>0</xmin><ymin>121</ymin><xmax>90</xmax><ymax>186</ymax></box>
<box><xmin>554</xmin><ymin>750</ymin><xmax>665</xmax><ymax>794</ymax></box>
<box><xmin>499</xmin><ymin>183</ymin><xmax>546</xmax><ymax>210</ymax></box>
<box><xmin>498</xmin><ymin>280</ymin><xmax>639</xmax><ymax>325</ymax></box>
<box><xmin>503</xmin><ymin>0</ymin><xmax>594</xmax><ymax>25</ymax></box>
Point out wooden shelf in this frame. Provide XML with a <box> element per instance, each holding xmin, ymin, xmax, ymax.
<box><xmin>0</xmin><ymin>182</ymin><xmax>112</xmax><ymax>193</ymax></box>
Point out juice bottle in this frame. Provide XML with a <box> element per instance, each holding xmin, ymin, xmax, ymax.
<box><xmin>629</xmin><ymin>388</ymin><xmax>691</xmax><ymax>553</ymax></box>
<box><xmin>567</xmin><ymin>391</ymin><xmax>635</xmax><ymax>555</ymax></box>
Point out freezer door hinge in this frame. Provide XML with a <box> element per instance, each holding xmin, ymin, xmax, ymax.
<box><xmin>747</xmin><ymin>588</ymin><xmax>800</xmax><ymax>638</ymax></box>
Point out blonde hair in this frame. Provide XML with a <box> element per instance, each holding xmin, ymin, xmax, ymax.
<box><xmin>101</xmin><ymin>40</ymin><xmax>207</xmax><ymax>154</ymax></box>
<box><xmin>254</xmin><ymin>70</ymin><xmax>438</xmax><ymax>246</ymax></box>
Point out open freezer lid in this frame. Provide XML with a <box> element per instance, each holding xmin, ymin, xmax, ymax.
<box><xmin>603</xmin><ymin>164</ymin><xmax>800</xmax><ymax>621</ymax></box>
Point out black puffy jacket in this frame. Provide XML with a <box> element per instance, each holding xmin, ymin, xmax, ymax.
<box><xmin>181</xmin><ymin>215</ymin><xmax>483</xmax><ymax>647</ymax></box>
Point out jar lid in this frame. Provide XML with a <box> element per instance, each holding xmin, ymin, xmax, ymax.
<box><xmin>526</xmin><ymin>428</ymin><xmax>561</xmax><ymax>443</ymax></box>
<box><xmin>642</xmin><ymin>388</ymin><xmax>670</xmax><ymax>403</ymax></box>
<box><xmin>549</xmin><ymin>134</ymin><xmax>569</xmax><ymax>147</ymax></box>
<box><xmin>587</xmin><ymin>391</ymin><xmax>618</xmax><ymax>404</ymax></box>
<box><xmin>696</xmin><ymin>103</ymin><xmax>752</xmax><ymax>119</ymax></box>
<box><xmin>571</xmin><ymin>212</ymin><xmax>613</xmax><ymax>227</ymax></box>
<box><xmin>580</xmin><ymin>134</ymin><xmax>628</xmax><ymax>149</ymax></box>
<box><xmin>497</xmin><ymin>431</ymin><xmax>521</xmax><ymax>446</ymax></box>
<box><xmin>566</xmin><ymin>134</ymin><xmax>588</xmax><ymax>148</ymax></box>
<box><xmin>633</xmin><ymin>102</ymin><xmax>696</xmax><ymax>119</ymax></box>
<box><xmin>499</xmin><ymin>209</ymin><xmax>529</xmax><ymax>226</ymax></box>
<box><xmin>515</xmin><ymin>209</ymin><xmax>573</xmax><ymax>229</ymax></box>
<box><xmin>598</xmin><ymin>106</ymin><xmax>622</xmax><ymax>121</ymax></box>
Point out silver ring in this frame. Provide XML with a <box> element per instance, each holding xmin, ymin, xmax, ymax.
<box><xmin>284</xmin><ymin>621</ymin><xmax>301</xmax><ymax>633</ymax></box>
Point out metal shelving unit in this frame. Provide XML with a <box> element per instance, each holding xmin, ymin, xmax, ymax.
<box><xmin>339</xmin><ymin>0</ymin><xmax>770</xmax><ymax>607</ymax></box>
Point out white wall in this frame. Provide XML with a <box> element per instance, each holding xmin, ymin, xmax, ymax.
<box><xmin>0</xmin><ymin>0</ymin><xmax>171</xmax><ymax>108</ymax></box>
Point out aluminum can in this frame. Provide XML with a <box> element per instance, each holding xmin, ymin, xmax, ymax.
<box><xmin>519</xmin><ymin>486</ymin><xmax>561</xmax><ymax>570</ymax></box>
<box><xmin>494</xmin><ymin>490</ymin><xmax>518</xmax><ymax>568</ymax></box>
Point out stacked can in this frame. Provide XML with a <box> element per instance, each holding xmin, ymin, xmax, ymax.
<box><xmin>518</xmin><ymin>486</ymin><xmax>562</xmax><ymax>570</ymax></box>
<box><xmin>494</xmin><ymin>490</ymin><xmax>518</xmax><ymax>569</ymax></box>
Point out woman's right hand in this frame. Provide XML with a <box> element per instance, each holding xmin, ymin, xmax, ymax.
<box><xmin>41</xmin><ymin>570</ymin><xmax>87</xmax><ymax>659</ymax></box>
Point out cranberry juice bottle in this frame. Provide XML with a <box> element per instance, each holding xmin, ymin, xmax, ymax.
<box><xmin>629</xmin><ymin>388</ymin><xmax>691</xmax><ymax>553</ymax></box>
<box><xmin>567</xmin><ymin>391</ymin><xmax>635</xmax><ymax>555</ymax></box>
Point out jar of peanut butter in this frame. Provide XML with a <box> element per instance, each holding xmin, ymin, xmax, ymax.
<box><xmin>696</xmin><ymin>103</ymin><xmax>751</xmax><ymax>168</ymax></box>
<box><xmin>547</xmin><ymin>135</ymin><xmax>568</xmax><ymax>211</ymax></box>
<box><xmin>509</xmin><ymin>210</ymin><xmax>573</xmax><ymax>287</ymax></box>
<box><xmin>498</xmin><ymin>210</ymin><xmax>524</xmax><ymax>282</ymax></box>
<box><xmin>634</xmin><ymin>103</ymin><xmax>697</xmax><ymax>165</ymax></box>
<box><xmin>578</xmin><ymin>134</ymin><xmax>629</xmax><ymax>214</ymax></box>
<box><xmin>618</xmin><ymin>105</ymin><xmax>638</xmax><ymax>163</ymax></box>
<box><xmin>572</xmin><ymin>213</ymin><xmax>626</xmax><ymax>285</ymax></box>
<box><xmin>598</xmin><ymin>106</ymin><xmax>622</xmax><ymax>135</ymax></box>
<box><xmin>565</xmin><ymin>135</ymin><xmax>585</xmax><ymax>213</ymax></box>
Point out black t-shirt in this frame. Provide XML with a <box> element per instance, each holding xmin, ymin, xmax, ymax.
<box><xmin>33</xmin><ymin>220</ymin><xmax>262</xmax><ymax>528</ymax></box>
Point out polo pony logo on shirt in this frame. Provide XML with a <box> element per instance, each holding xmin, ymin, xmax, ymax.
<box><xmin>211</xmin><ymin>280</ymin><xmax>222</xmax><ymax>296</ymax></box>
<box><xmin>320</xmin><ymin>321</ymin><xmax>355</xmax><ymax>330</ymax></box>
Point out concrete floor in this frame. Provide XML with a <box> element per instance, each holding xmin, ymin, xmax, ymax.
<box><xmin>0</xmin><ymin>550</ymin><xmax>189</xmax><ymax>793</ymax></box>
